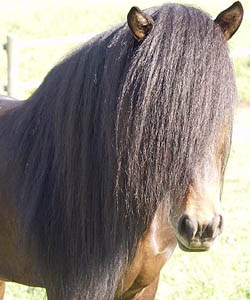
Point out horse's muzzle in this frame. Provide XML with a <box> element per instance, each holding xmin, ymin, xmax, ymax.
<box><xmin>175</xmin><ymin>214</ymin><xmax>223</xmax><ymax>252</ymax></box>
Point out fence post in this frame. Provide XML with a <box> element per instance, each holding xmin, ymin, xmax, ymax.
<box><xmin>4</xmin><ymin>35</ymin><xmax>19</xmax><ymax>97</ymax></box>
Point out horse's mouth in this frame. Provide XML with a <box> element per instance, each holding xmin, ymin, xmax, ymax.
<box><xmin>177</xmin><ymin>239</ymin><xmax>210</xmax><ymax>252</ymax></box>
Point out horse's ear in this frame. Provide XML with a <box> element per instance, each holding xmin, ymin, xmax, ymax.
<box><xmin>127</xmin><ymin>7</ymin><xmax>154</xmax><ymax>41</ymax></box>
<box><xmin>214</xmin><ymin>1</ymin><xmax>243</xmax><ymax>40</ymax></box>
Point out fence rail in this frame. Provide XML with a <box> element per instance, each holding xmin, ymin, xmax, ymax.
<box><xmin>2</xmin><ymin>33</ymin><xmax>250</xmax><ymax>98</ymax></box>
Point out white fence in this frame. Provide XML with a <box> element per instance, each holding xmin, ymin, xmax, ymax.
<box><xmin>2</xmin><ymin>33</ymin><xmax>97</xmax><ymax>98</ymax></box>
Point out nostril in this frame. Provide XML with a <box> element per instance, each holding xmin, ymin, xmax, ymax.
<box><xmin>204</xmin><ymin>214</ymin><xmax>224</xmax><ymax>239</ymax></box>
<box><xmin>203</xmin><ymin>224</ymin><xmax>214</xmax><ymax>239</ymax></box>
<box><xmin>178</xmin><ymin>214</ymin><xmax>198</xmax><ymax>242</ymax></box>
<box><xmin>211</xmin><ymin>214</ymin><xmax>224</xmax><ymax>232</ymax></box>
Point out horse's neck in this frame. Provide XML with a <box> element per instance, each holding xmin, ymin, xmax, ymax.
<box><xmin>115</xmin><ymin>202</ymin><xmax>177</xmax><ymax>299</ymax></box>
<box><xmin>141</xmin><ymin>202</ymin><xmax>176</xmax><ymax>254</ymax></box>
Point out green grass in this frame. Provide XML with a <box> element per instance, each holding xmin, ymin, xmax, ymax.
<box><xmin>1</xmin><ymin>1</ymin><xmax>250</xmax><ymax>299</ymax></box>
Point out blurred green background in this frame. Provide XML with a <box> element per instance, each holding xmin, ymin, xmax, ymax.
<box><xmin>0</xmin><ymin>0</ymin><xmax>249</xmax><ymax>299</ymax></box>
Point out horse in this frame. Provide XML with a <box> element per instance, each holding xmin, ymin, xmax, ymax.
<box><xmin>0</xmin><ymin>2</ymin><xmax>243</xmax><ymax>300</ymax></box>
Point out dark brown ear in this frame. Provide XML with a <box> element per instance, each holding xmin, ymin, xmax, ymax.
<box><xmin>127</xmin><ymin>7</ymin><xmax>154</xmax><ymax>41</ymax></box>
<box><xmin>214</xmin><ymin>1</ymin><xmax>243</xmax><ymax>40</ymax></box>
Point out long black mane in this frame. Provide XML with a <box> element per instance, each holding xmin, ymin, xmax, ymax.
<box><xmin>0</xmin><ymin>3</ymin><xmax>237</xmax><ymax>299</ymax></box>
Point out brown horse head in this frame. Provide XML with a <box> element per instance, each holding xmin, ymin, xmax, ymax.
<box><xmin>169</xmin><ymin>2</ymin><xmax>243</xmax><ymax>252</ymax></box>
<box><xmin>125</xmin><ymin>2</ymin><xmax>243</xmax><ymax>253</ymax></box>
